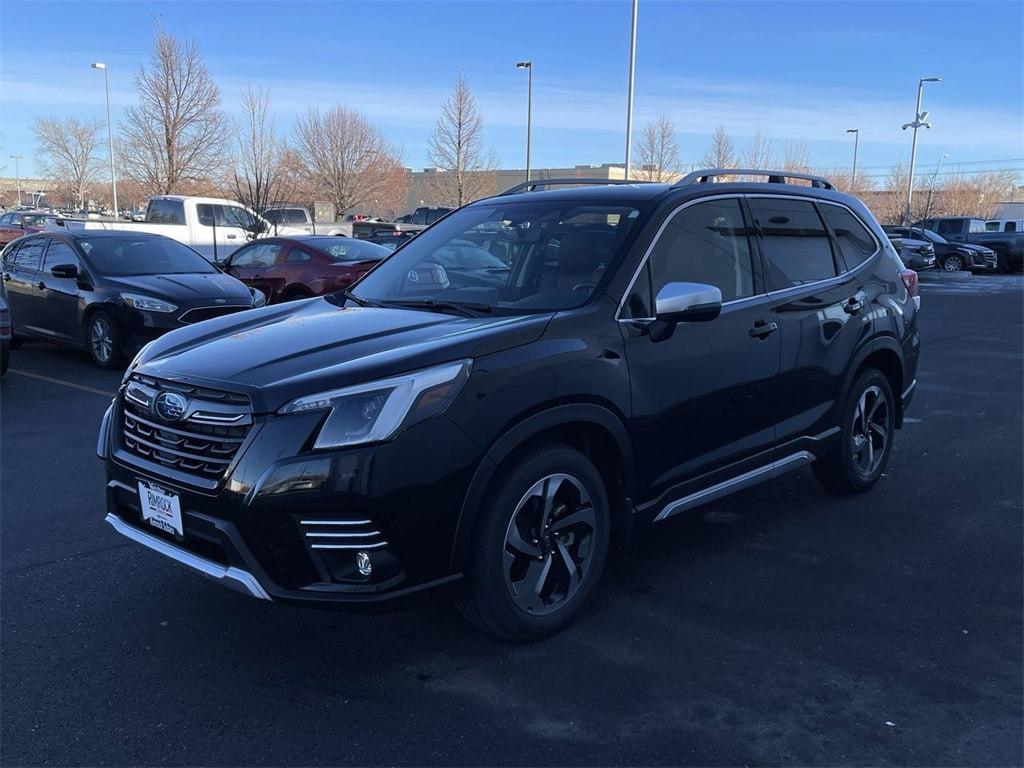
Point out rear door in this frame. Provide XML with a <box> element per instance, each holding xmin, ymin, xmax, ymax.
<box><xmin>2</xmin><ymin>237</ymin><xmax>47</xmax><ymax>336</ymax></box>
<box><xmin>39</xmin><ymin>238</ymin><xmax>85</xmax><ymax>342</ymax></box>
<box><xmin>620</xmin><ymin>195</ymin><xmax>781</xmax><ymax>503</ymax></box>
<box><xmin>749</xmin><ymin>196</ymin><xmax>873</xmax><ymax>450</ymax></box>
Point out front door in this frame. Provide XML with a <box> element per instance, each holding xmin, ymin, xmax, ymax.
<box><xmin>39</xmin><ymin>238</ymin><xmax>85</xmax><ymax>343</ymax></box>
<box><xmin>620</xmin><ymin>196</ymin><xmax>781</xmax><ymax>505</ymax></box>
<box><xmin>223</xmin><ymin>242</ymin><xmax>282</xmax><ymax>301</ymax></box>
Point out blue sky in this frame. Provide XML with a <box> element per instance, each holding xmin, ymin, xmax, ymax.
<box><xmin>1</xmin><ymin>0</ymin><xmax>1022</xmax><ymax>181</ymax></box>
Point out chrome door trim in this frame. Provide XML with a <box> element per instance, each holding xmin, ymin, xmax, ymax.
<box><xmin>653</xmin><ymin>450</ymin><xmax>816</xmax><ymax>522</ymax></box>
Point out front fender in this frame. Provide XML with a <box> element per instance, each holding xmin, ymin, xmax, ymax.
<box><xmin>448</xmin><ymin>402</ymin><xmax>633</xmax><ymax>571</ymax></box>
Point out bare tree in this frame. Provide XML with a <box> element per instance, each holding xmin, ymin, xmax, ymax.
<box><xmin>780</xmin><ymin>140</ymin><xmax>813</xmax><ymax>174</ymax></box>
<box><xmin>426</xmin><ymin>73</ymin><xmax>496</xmax><ymax>207</ymax></box>
<box><xmin>231</xmin><ymin>85</ymin><xmax>292</xmax><ymax>222</ymax></box>
<box><xmin>119</xmin><ymin>25</ymin><xmax>230</xmax><ymax>194</ymax></box>
<box><xmin>292</xmin><ymin>105</ymin><xmax>407</xmax><ymax>218</ymax></box>
<box><xmin>743</xmin><ymin>126</ymin><xmax>774</xmax><ymax>170</ymax></box>
<box><xmin>33</xmin><ymin>116</ymin><xmax>105</xmax><ymax>208</ymax></box>
<box><xmin>633</xmin><ymin>114</ymin><xmax>680</xmax><ymax>182</ymax></box>
<box><xmin>700</xmin><ymin>124</ymin><xmax>738</xmax><ymax>169</ymax></box>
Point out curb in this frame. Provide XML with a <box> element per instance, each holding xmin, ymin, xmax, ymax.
<box><xmin>919</xmin><ymin>270</ymin><xmax>972</xmax><ymax>282</ymax></box>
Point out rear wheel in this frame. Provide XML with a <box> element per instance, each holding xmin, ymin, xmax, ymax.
<box><xmin>281</xmin><ymin>287</ymin><xmax>314</xmax><ymax>302</ymax></box>
<box><xmin>86</xmin><ymin>311</ymin><xmax>122</xmax><ymax>368</ymax></box>
<box><xmin>813</xmin><ymin>368</ymin><xmax>895</xmax><ymax>494</ymax></box>
<box><xmin>456</xmin><ymin>444</ymin><xmax>610</xmax><ymax>641</ymax></box>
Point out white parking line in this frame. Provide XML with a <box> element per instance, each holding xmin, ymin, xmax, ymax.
<box><xmin>7</xmin><ymin>368</ymin><xmax>114</xmax><ymax>397</ymax></box>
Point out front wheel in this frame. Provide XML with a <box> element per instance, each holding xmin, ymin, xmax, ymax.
<box><xmin>86</xmin><ymin>311</ymin><xmax>123</xmax><ymax>368</ymax></box>
<box><xmin>813</xmin><ymin>368</ymin><xmax>896</xmax><ymax>494</ymax></box>
<box><xmin>942</xmin><ymin>254</ymin><xmax>964</xmax><ymax>272</ymax></box>
<box><xmin>456</xmin><ymin>444</ymin><xmax>610</xmax><ymax>641</ymax></box>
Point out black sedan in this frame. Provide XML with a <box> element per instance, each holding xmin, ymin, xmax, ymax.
<box><xmin>1</xmin><ymin>231</ymin><xmax>261</xmax><ymax>368</ymax></box>
<box><xmin>883</xmin><ymin>226</ymin><xmax>998</xmax><ymax>273</ymax></box>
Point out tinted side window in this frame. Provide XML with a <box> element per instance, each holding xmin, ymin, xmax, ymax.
<box><xmin>1</xmin><ymin>242</ymin><xmax>22</xmax><ymax>268</ymax></box>
<box><xmin>1006</xmin><ymin>222</ymin><xmax>1017</xmax><ymax>232</ymax></box>
<box><xmin>233</xmin><ymin>243</ymin><xmax>280</xmax><ymax>268</ymax></box>
<box><xmin>284</xmin><ymin>247</ymin><xmax>313</xmax><ymax>264</ymax></box>
<box><xmin>749</xmin><ymin>198</ymin><xmax>837</xmax><ymax>287</ymax></box>
<box><xmin>147</xmin><ymin>199</ymin><xmax>185</xmax><ymax>224</ymax></box>
<box><xmin>621</xmin><ymin>261</ymin><xmax>654</xmax><ymax>319</ymax></box>
<box><xmin>43</xmin><ymin>241</ymin><xmax>81</xmax><ymax>273</ymax></box>
<box><xmin>10</xmin><ymin>239</ymin><xmax>46</xmax><ymax>272</ymax></box>
<box><xmin>820</xmin><ymin>204</ymin><xmax>877</xmax><ymax>269</ymax></box>
<box><xmin>647</xmin><ymin>198</ymin><xmax>756</xmax><ymax>302</ymax></box>
<box><xmin>936</xmin><ymin>219</ymin><xmax>959</xmax><ymax>236</ymax></box>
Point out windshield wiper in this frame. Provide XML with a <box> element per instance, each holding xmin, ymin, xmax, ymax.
<box><xmin>337</xmin><ymin>290</ymin><xmax>382</xmax><ymax>308</ymax></box>
<box><xmin>379</xmin><ymin>298</ymin><xmax>493</xmax><ymax>317</ymax></box>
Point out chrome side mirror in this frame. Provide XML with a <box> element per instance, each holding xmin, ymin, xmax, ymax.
<box><xmin>655</xmin><ymin>282</ymin><xmax>722</xmax><ymax>324</ymax></box>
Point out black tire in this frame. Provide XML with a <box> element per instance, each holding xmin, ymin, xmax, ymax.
<box><xmin>85</xmin><ymin>310</ymin><xmax>123</xmax><ymax>368</ymax></box>
<box><xmin>281</xmin><ymin>288</ymin><xmax>314</xmax><ymax>302</ymax></box>
<box><xmin>941</xmin><ymin>253</ymin><xmax>964</xmax><ymax>272</ymax></box>
<box><xmin>813</xmin><ymin>368</ymin><xmax>896</xmax><ymax>494</ymax></box>
<box><xmin>456</xmin><ymin>443</ymin><xmax>610</xmax><ymax>641</ymax></box>
<box><xmin>0</xmin><ymin>340</ymin><xmax>8</xmax><ymax>376</ymax></box>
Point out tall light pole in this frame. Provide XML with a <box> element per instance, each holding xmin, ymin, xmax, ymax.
<box><xmin>846</xmin><ymin>128</ymin><xmax>859</xmax><ymax>188</ymax></box>
<box><xmin>92</xmin><ymin>62</ymin><xmax>119</xmax><ymax>218</ymax></box>
<box><xmin>9</xmin><ymin>154</ymin><xmax>22</xmax><ymax>207</ymax></box>
<box><xmin>623</xmin><ymin>0</ymin><xmax>638</xmax><ymax>181</ymax></box>
<box><xmin>516</xmin><ymin>61</ymin><xmax>533</xmax><ymax>182</ymax></box>
<box><xmin>901</xmin><ymin>76</ymin><xmax>941</xmax><ymax>225</ymax></box>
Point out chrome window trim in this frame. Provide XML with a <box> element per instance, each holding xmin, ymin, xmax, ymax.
<box><xmin>616</xmin><ymin>192</ymin><xmax>882</xmax><ymax>321</ymax></box>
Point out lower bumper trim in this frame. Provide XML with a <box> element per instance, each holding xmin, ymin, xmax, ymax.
<box><xmin>105</xmin><ymin>512</ymin><xmax>271</xmax><ymax>600</ymax></box>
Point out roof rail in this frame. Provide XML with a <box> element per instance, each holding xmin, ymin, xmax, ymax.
<box><xmin>674</xmin><ymin>168</ymin><xmax>835</xmax><ymax>191</ymax></box>
<box><xmin>498</xmin><ymin>178</ymin><xmax>651</xmax><ymax>196</ymax></box>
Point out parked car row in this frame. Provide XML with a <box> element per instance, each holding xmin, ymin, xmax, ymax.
<box><xmin>883</xmin><ymin>225</ymin><xmax>998</xmax><ymax>272</ymax></box>
<box><xmin>914</xmin><ymin>216</ymin><xmax>1024</xmax><ymax>272</ymax></box>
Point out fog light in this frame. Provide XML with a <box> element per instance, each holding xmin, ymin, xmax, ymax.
<box><xmin>356</xmin><ymin>551</ymin><xmax>373</xmax><ymax>576</ymax></box>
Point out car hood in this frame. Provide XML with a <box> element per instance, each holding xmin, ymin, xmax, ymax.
<box><xmin>134</xmin><ymin>298</ymin><xmax>552</xmax><ymax>412</ymax></box>
<box><xmin>955</xmin><ymin>243</ymin><xmax>993</xmax><ymax>254</ymax></box>
<box><xmin>105</xmin><ymin>272</ymin><xmax>251</xmax><ymax>303</ymax></box>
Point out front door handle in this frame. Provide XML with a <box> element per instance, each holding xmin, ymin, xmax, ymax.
<box><xmin>2</xmin><ymin>273</ymin><xmax>10</xmax><ymax>281</ymax></box>
<box><xmin>844</xmin><ymin>298</ymin><xmax>864</xmax><ymax>314</ymax></box>
<box><xmin>36</xmin><ymin>281</ymin><xmax>46</xmax><ymax>290</ymax></box>
<box><xmin>749</xmin><ymin>320</ymin><xmax>779</xmax><ymax>339</ymax></box>
<box><xmin>226</xmin><ymin>234</ymin><xmax>237</xmax><ymax>239</ymax></box>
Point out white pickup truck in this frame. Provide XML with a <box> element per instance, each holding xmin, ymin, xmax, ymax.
<box><xmin>66</xmin><ymin>196</ymin><xmax>322</xmax><ymax>261</ymax></box>
<box><xmin>263</xmin><ymin>205</ymin><xmax>352</xmax><ymax>237</ymax></box>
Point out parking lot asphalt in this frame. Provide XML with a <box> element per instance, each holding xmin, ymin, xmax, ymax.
<box><xmin>1</xmin><ymin>274</ymin><xmax>1021</xmax><ymax>767</ymax></box>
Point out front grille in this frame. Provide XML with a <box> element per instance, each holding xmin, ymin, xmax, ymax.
<box><xmin>298</xmin><ymin>516</ymin><xmax>389</xmax><ymax>551</ymax></box>
<box><xmin>179</xmin><ymin>305</ymin><xmax>250</xmax><ymax>324</ymax></box>
<box><xmin>120</xmin><ymin>374</ymin><xmax>252</xmax><ymax>480</ymax></box>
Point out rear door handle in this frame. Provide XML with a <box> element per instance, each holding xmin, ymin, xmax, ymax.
<box><xmin>844</xmin><ymin>298</ymin><xmax>864</xmax><ymax>314</ymax></box>
<box><xmin>226</xmin><ymin>234</ymin><xmax>237</xmax><ymax>239</ymax></box>
<box><xmin>749</xmin><ymin>320</ymin><xmax>779</xmax><ymax>339</ymax></box>
<box><xmin>36</xmin><ymin>281</ymin><xmax>46</xmax><ymax>290</ymax></box>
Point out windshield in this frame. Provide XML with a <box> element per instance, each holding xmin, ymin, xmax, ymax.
<box><xmin>22</xmin><ymin>214</ymin><xmax>48</xmax><ymax>227</ymax></box>
<box><xmin>917</xmin><ymin>228</ymin><xmax>946</xmax><ymax>244</ymax></box>
<box><xmin>351</xmin><ymin>200</ymin><xmax>644</xmax><ymax>313</ymax></box>
<box><xmin>78</xmin><ymin>236</ymin><xmax>217</xmax><ymax>275</ymax></box>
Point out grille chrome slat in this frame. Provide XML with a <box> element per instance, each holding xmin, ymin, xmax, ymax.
<box><xmin>120</xmin><ymin>374</ymin><xmax>253</xmax><ymax>482</ymax></box>
<box><xmin>297</xmin><ymin>516</ymin><xmax>388</xmax><ymax>554</ymax></box>
<box><xmin>305</xmin><ymin>531</ymin><xmax>382</xmax><ymax>538</ymax></box>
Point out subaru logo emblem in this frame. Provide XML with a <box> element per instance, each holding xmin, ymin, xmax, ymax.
<box><xmin>154</xmin><ymin>391</ymin><xmax>189</xmax><ymax>422</ymax></box>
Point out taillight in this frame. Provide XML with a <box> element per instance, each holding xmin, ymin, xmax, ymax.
<box><xmin>900</xmin><ymin>268</ymin><xmax>919</xmax><ymax>298</ymax></box>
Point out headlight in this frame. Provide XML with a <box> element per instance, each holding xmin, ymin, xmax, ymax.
<box><xmin>279</xmin><ymin>359</ymin><xmax>472</xmax><ymax>450</ymax></box>
<box><xmin>250</xmin><ymin>288</ymin><xmax>267</xmax><ymax>308</ymax></box>
<box><xmin>120</xmin><ymin>293</ymin><xmax>177</xmax><ymax>313</ymax></box>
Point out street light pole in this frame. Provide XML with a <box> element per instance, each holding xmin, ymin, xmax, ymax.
<box><xmin>902</xmin><ymin>76</ymin><xmax>941</xmax><ymax>225</ymax></box>
<box><xmin>92</xmin><ymin>62</ymin><xmax>119</xmax><ymax>218</ymax></box>
<box><xmin>623</xmin><ymin>0</ymin><xmax>638</xmax><ymax>181</ymax></box>
<box><xmin>9</xmin><ymin>154</ymin><xmax>22</xmax><ymax>207</ymax></box>
<box><xmin>516</xmin><ymin>61</ymin><xmax>533</xmax><ymax>182</ymax></box>
<box><xmin>846</xmin><ymin>128</ymin><xmax>859</xmax><ymax>187</ymax></box>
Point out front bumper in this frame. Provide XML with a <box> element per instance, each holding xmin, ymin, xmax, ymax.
<box><xmin>101</xmin><ymin>397</ymin><xmax>479</xmax><ymax>608</ymax></box>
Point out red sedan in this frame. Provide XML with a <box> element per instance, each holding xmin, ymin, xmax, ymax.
<box><xmin>218</xmin><ymin>236</ymin><xmax>390</xmax><ymax>304</ymax></box>
<box><xmin>0</xmin><ymin>211</ymin><xmax>60</xmax><ymax>246</ymax></box>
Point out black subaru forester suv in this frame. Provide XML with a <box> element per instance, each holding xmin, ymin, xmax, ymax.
<box><xmin>99</xmin><ymin>169</ymin><xmax>920</xmax><ymax>640</ymax></box>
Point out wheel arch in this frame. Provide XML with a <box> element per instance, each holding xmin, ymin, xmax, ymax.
<box><xmin>449</xmin><ymin>402</ymin><xmax>634</xmax><ymax>572</ymax></box>
<box><xmin>841</xmin><ymin>335</ymin><xmax>906</xmax><ymax>428</ymax></box>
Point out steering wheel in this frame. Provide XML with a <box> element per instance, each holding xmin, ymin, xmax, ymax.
<box><xmin>570</xmin><ymin>282</ymin><xmax>597</xmax><ymax>293</ymax></box>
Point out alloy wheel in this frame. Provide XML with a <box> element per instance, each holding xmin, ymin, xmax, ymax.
<box><xmin>850</xmin><ymin>385</ymin><xmax>889</xmax><ymax>477</ymax></box>
<box><xmin>503</xmin><ymin>473</ymin><xmax>596</xmax><ymax>615</ymax></box>
<box><xmin>90</xmin><ymin>317</ymin><xmax>113</xmax><ymax>363</ymax></box>
<box><xmin>944</xmin><ymin>255</ymin><xmax>963</xmax><ymax>272</ymax></box>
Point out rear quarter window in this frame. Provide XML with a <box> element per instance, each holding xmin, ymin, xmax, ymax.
<box><xmin>748</xmin><ymin>198</ymin><xmax>838</xmax><ymax>287</ymax></box>
<box><xmin>820</xmin><ymin>204</ymin><xmax>877</xmax><ymax>269</ymax></box>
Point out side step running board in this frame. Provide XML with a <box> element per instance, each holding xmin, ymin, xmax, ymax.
<box><xmin>654</xmin><ymin>451</ymin><xmax>817</xmax><ymax>522</ymax></box>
